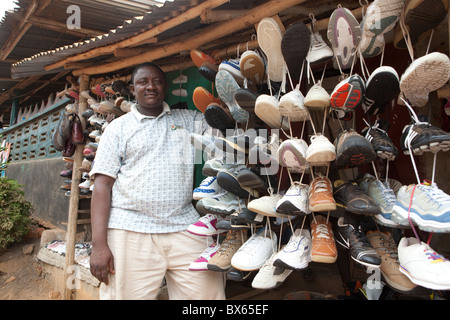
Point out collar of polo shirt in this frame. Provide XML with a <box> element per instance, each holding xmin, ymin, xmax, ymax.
<box><xmin>131</xmin><ymin>102</ymin><xmax>171</xmax><ymax>121</ymax></box>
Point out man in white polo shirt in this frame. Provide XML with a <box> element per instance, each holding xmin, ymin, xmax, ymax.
<box><xmin>89</xmin><ymin>62</ymin><xmax>225</xmax><ymax>300</ymax></box>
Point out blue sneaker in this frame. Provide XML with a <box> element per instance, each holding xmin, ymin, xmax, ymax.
<box><xmin>193</xmin><ymin>176</ymin><xmax>220</xmax><ymax>200</ymax></box>
<box><xmin>392</xmin><ymin>181</ymin><xmax>450</xmax><ymax>232</ymax></box>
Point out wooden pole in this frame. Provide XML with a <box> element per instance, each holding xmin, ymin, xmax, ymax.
<box><xmin>63</xmin><ymin>73</ymin><xmax>89</xmax><ymax>300</ymax></box>
<box><xmin>72</xmin><ymin>0</ymin><xmax>309</xmax><ymax>76</ymax></box>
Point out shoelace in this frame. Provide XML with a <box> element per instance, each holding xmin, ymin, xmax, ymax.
<box><xmin>314</xmin><ymin>224</ymin><xmax>331</xmax><ymax>240</ymax></box>
<box><xmin>379</xmin><ymin>182</ymin><xmax>396</xmax><ymax>207</ymax></box>
<box><xmin>313</xmin><ymin>177</ymin><xmax>330</xmax><ymax>194</ymax></box>
<box><xmin>419</xmin><ymin>184</ymin><xmax>450</xmax><ymax>209</ymax></box>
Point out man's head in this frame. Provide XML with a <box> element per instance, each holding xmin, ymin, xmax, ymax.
<box><xmin>130</xmin><ymin>62</ymin><xmax>167</xmax><ymax>115</ymax></box>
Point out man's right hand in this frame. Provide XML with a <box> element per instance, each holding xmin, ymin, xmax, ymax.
<box><xmin>90</xmin><ymin>245</ymin><xmax>115</xmax><ymax>285</ymax></box>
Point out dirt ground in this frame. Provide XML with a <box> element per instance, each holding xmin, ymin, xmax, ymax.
<box><xmin>0</xmin><ymin>234</ymin><xmax>58</xmax><ymax>300</ymax></box>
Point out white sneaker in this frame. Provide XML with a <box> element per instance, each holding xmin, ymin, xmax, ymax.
<box><xmin>188</xmin><ymin>242</ymin><xmax>218</xmax><ymax>271</ymax></box>
<box><xmin>278</xmin><ymin>89</ymin><xmax>310</xmax><ymax>122</ymax></box>
<box><xmin>251</xmin><ymin>252</ymin><xmax>293</xmax><ymax>289</ymax></box>
<box><xmin>202</xmin><ymin>157</ymin><xmax>246</xmax><ymax>177</ymax></box>
<box><xmin>278</xmin><ymin>138</ymin><xmax>309</xmax><ymax>173</ymax></box>
<box><xmin>398</xmin><ymin>237</ymin><xmax>450</xmax><ymax>290</ymax></box>
<box><xmin>304</xmin><ymin>82</ymin><xmax>330</xmax><ymax>108</ymax></box>
<box><xmin>306</xmin><ymin>134</ymin><xmax>336</xmax><ymax>165</ymax></box>
<box><xmin>187</xmin><ymin>214</ymin><xmax>223</xmax><ymax>236</ymax></box>
<box><xmin>248</xmin><ymin>194</ymin><xmax>283</xmax><ymax>218</ymax></box>
<box><xmin>254</xmin><ymin>94</ymin><xmax>290</xmax><ymax>130</ymax></box>
<box><xmin>273</xmin><ymin>228</ymin><xmax>312</xmax><ymax>270</ymax></box>
<box><xmin>276</xmin><ymin>182</ymin><xmax>310</xmax><ymax>216</ymax></box>
<box><xmin>306</xmin><ymin>31</ymin><xmax>334</xmax><ymax>65</ymax></box>
<box><xmin>193</xmin><ymin>176</ymin><xmax>221</xmax><ymax>200</ymax></box>
<box><xmin>195</xmin><ymin>191</ymin><xmax>244</xmax><ymax>216</ymax></box>
<box><xmin>231</xmin><ymin>229</ymin><xmax>277</xmax><ymax>271</ymax></box>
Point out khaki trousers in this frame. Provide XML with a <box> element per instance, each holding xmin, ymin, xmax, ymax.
<box><xmin>99</xmin><ymin>229</ymin><xmax>226</xmax><ymax>300</ymax></box>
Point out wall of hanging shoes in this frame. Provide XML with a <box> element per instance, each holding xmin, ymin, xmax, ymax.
<box><xmin>184</xmin><ymin>1</ymin><xmax>450</xmax><ymax>299</ymax></box>
<box><xmin>46</xmin><ymin>0</ymin><xmax>450</xmax><ymax>299</ymax></box>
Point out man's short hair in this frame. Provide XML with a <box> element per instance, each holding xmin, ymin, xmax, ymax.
<box><xmin>131</xmin><ymin>62</ymin><xmax>165</xmax><ymax>84</ymax></box>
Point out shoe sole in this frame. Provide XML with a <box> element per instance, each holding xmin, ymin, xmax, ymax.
<box><xmin>215</xmin><ymin>70</ymin><xmax>249</xmax><ymax>123</ymax></box>
<box><xmin>204</xmin><ymin>103</ymin><xmax>234</xmax><ymax>133</ymax></box>
<box><xmin>193</xmin><ymin>87</ymin><xmax>219</xmax><ymax>113</ymax></box>
<box><xmin>276</xmin><ymin>200</ymin><xmax>308</xmax><ymax>216</ymax></box>
<box><xmin>336</xmin><ymin>135</ymin><xmax>376</xmax><ymax>168</ymax></box>
<box><xmin>254</xmin><ymin>95</ymin><xmax>284</xmax><ymax>129</ymax></box>
<box><xmin>198</xmin><ymin>64</ymin><xmax>217</xmax><ymax>83</ymax></box>
<box><xmin>400</xmin><ymin>52</ymin><xmax>450</xmax><ymax>107</ymax></box>
<box><xmin>306</xmin><ymin>149</ymin><xmax>336</xmax><ymax>164</ymax></box>
<box><xmin>364</xmin><ymin>0</ymin><xmax>404</xmax><ymax>36</ymax></box>
<box><xmin>236</xmin><ymin>170</ymin><xmax>267</xmax><ymax>191</ymax></box>
<box><xmin>402</xmin><ymin>136</ymin><xmax>450</xmax><ymax>155</ymax></box>
<box><xmin>327</xmin><ymin>7</ymin><xmax>361</xmax><ymax>69</ymax></box>
<box><xmin>257</xmin><ymin>17</ymin><xmax>285</xmax><ymax>82</ymax></box>
<box><xmin>336</xmin><ymin>237</ymin><xmax>381</xmax><ymax>269</ymax></box>
<box><xmin>278</xmin><ymin>142</ymin><xmax>308</xmax><ymax>171</ymax></box>
<box><xmin>281</xmin><ymin>23</ymin><xmax>310</xmax><ymax>82</ymax></box>
<box><xmin>234</xmin><ymin>88</ymin><xmax>258</xmax><ymax>112</ymax></box>
<box><xmin>330</xmin><ymin>76</ymin><xmax>364</xmax><ymax>109</ymax></box>
<box><xmin>196</xmin><ymin>201</ymin><xmax>239</xmax><ymax>216</ymax></box>
<box><xmin>273</xmin><ymin>257</ymin><xmax>310</xmax><ymax>271</ymax></box>
<box><xmin>239</xmin><ymin>52</ymin><xmax>265</xmax><ymax>85</ymax></box>
<box><xmin>309</xmin><ymin>202</ymin><xmax>337</xmax><ymax>212</ymax></box>
<box><xmin>207</xmin><ymin>263</ymin><xmax>232</xmax><ymax>272</ymax></box>
<box><xmin>392</xmin><ymin>203</ymin><xmax>450</xmax><ymax>232</ymax></box>
<box><xmin>216</xmin><ymin>171</ymin><xmax>251</xmax><ymax>199</ymax></box>
<box><xmin>311</xmin><ymin>254</ymin><xmax>338</xmax><ymax>264</ymax></box>
<box><xmin>395</xmin><ymin>0</ymin><xmax>448</xmax><ymax>49</ymax></box>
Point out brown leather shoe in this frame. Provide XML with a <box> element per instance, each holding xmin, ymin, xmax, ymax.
<box><xmin>311</xmin><ymin>214</ymin><xmax>338</xmax><ymax>263</ymax></box>
<box><xmin>333</xmin><ymin>179</ymin><xmax>380</xmax><ymax>215</ymax></box>
<box><xmin>309</xmin><ymin>174</ymin><xmax>336</xmax><ymax>212</ymax></box>
<box><xmin>334</xmin><ymin>129</ymin><xmax>376</xmax><ymax>168</ymax></box>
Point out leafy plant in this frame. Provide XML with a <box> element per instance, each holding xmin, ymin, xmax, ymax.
<box><xmin>0</xmin><ymin>178</ymin><xmax>33</xmax><ymax>252</ymax></box>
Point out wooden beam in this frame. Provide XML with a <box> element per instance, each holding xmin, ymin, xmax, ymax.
<box><xmin>44</xmin><ymin>0</ymin><xmax>231</xmax><ymax>71</ymax></box>
<box><xmin>73</xmin><ymin>0</ymin><xmax>310</xmax><ymax>76</ymax></box>
<box><xmin>0</xmin><ymin>0</ymin><xmax>52</xmax><ymax>61</ymax></box>
<box><xmin>20</xmin><ymin>70</ymin><xmax>70</xmax><ymax>105</ymax></box>
<box><xmin>28</xmin><ymin>16</ymin><xmax>104</xmax><ymax>38</ymax></box>
<box><xmin>0</xmin><ymin>75</ymin><xmax>42</xmax><ymax>105</ymax></box>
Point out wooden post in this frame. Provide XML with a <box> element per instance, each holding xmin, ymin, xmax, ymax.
<box><xmin>9</xmin><ymin>90</ymin><xmax>21</xmax><ymax>126</ymax></box>
<box><xmin>63</xmin><ymin>73</ymin><xmax>89</xmax><ymax>300</ymax></box>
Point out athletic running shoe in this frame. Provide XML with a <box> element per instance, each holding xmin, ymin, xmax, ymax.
<box><xmin>231</xmin><ymin>229</ymin><xmax>277</xmax><ymax>271</ymax></box>
<box><xmin>306</xmin><ymin>30</ymin><xmax>334</xmax><ymax>65</ymax></box>
<box><xmin>248</xmin><ymin>133</ymin><xmax>280</xmax><ymax>167</ymax></box>
<box><xmin>281</xmin><ymin>22</ymin><xmax>310</xmax><ymax>83</ymax></box>
<box><xmin>239</xmin><ymin>50</ymin><xmax>265</xmax><ymax>86</ymax></box>
<box><xmin>400</xmin><ymin>119</ymin><xmax>450</xmax><ymax>155</ymax></box>
<box><xmin>190</xmin><ymin>49</ymin><xmax>217</xmax><ymax>68</ymax></box>
<box><xmin>192</xmin><ymin>86</ymin><xmax>221</xmax><ymax>113</ymax></box>
<box><xmin>306</xmin><ymin>133</ymin><xmax>336</xmax><ymax>165</ymax></box>
<box><xmin>196</xmin><ymin>191</ymin><xmax>245</xmax><ymax>216</ymax></box>
<box><xmin>252</xmin><ymin>252</ymin><xmax>293</xmax><ymax>289</ymax></box>
<box><xmin>198</xmin><ymin>62</ymin><xmax>218</xmax><ymax>83</ymax></box>
<box><xmin>193</xmin><ymin>176</ymin><xmax>221</xmax><ymax>200</ymax></box>
<box><xmin>398</xmin><ymin>236</ymin><xmax>450</xmax><ymax>290</ymax></box>
<box><xmin>187</xmin><ymin>214</ymin><xmax>223</xmax><ymax>236</ymax></box>
<box><xmin>392</xmin><ymin>181</ymin><xmax>450</xmax><ymax>232</ymax></box>
<box><xmin>334</xmin><ymin>129</ymin><xmax>376</xmax><ymax>168</ymax></box>
<box><xmin>400</xmin><ymin>52</ymin><xmax>450</xmax><ymax>107</ymax></box>
<box><xmin>202</xmin><ymin>157</ymin><xmax>246</xmax><ymax>177</ymax></box>
<box><xmin>362</xmin><ymin>176</ymin><xmax>399</xmax><ymax>228</ymax></box>
<box><xmin>189</xmin><ymin>242</ymin><xmax>219</xmax><ymax>271</ymax></box>
<box><xmin>278</xmin><ymin>138</ymin><xmax>309</xmax><ymax>173</ymax></box>
<box><xmin>362</xmin><ymin>66</ymin><xmax>400</xmax><ymax>116</ymax></box>
<box><xmin>330</xmin><ymin>74</ymin><xmax>365</xmax><ymax>110</ymax></box>
<box><xmin>278</xmin><ymin>89</ymin><xmax>310</xmax><ymax>122</ymax></box>
<box><xmin>327</xmin><ymin>7</ymin><xmax>361</xmax><ymax>70</ymax></box>
<box><xmin>276</xmin><ymin>182</ymin><xmax>310</xmax><ymax>216</ymax></box>
<box><xmin>367</xmin><ymin>231</ymin><xmax>417</xmax><ymax>293</ymax></box>
<box><xmin>361</xmin><ymin>121</ymin><xmax>399</xmax><ymax>161</ymax></box>
<box><xmin>310</xmin><ymin>214</ymin><xmax>338</xmax><ymax>263</ymax></box>
<box><xmin>394</xmin><ymin>0</ymin><xmax>448</xmax><ymax>50</ymax></box>
<box><xmin>308</xmin><ymin>175</ymin><xmax>336</xmax><ymax>212</ymax></box>
<box><xmin>248</xmin><ymin>194</ymin><xmax>283</xmax><ymax>218</ymax></box>
<box><xmin>333</xmin><ymin>179</ymin><xmax>380</xmax><ymax>215</ymax></box>
<box><xmin>215</xmin><ymin>69</ymin><xmax>249</xmax><ymax>124</ymax></box>
<box><xmin>359</xmin><ymin>27</ymin><xmax>385</xmax><ymax>59</ymax></box>
<box><xmin>236</xmin><ymin>168</ymin><xmax>268</xmax><ymax>192</ymax></box>
<box><xmin>218</xmin><ymin>58</ymin><xmax>244</xmax><ymax>85</ymax></box>
<box><xmin>207</xmin><ymin>230</ymin><xmax>247</xmax><ymax>272</ymax></box>
<box><xmin>363</xmin><ymin>0</ymin><xmax>404</xmax><ymax>37</ymax></box>
<box><xmin>273</xmin><ymin>228</ymin><xmax>312</xmax><ymax>270</ymax></box>
<box><xmin>337</xmin><ymin>216</ymin><xmax>381</xmax><ymax>268</ymax></box>
<box><xmin>257</xmin><ymin>17</ymin><xmax>285</xmax><ymax>82</ymax></box>
<box><xmin>217</xmin><ymin>166</ymin><xmax>258</xmax><ymax>199</ymax></box>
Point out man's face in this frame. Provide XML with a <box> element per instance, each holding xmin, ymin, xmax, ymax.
<box><xmin>130</xmin><ymin>65</ymin><xmax>166</xmax><ymax>112</ymax></box>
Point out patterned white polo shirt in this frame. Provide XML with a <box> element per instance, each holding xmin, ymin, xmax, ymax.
<box><xmin>90</xmin><ymin>102</ymin><xmax>209</xmax><ymax>233</ymax></box>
